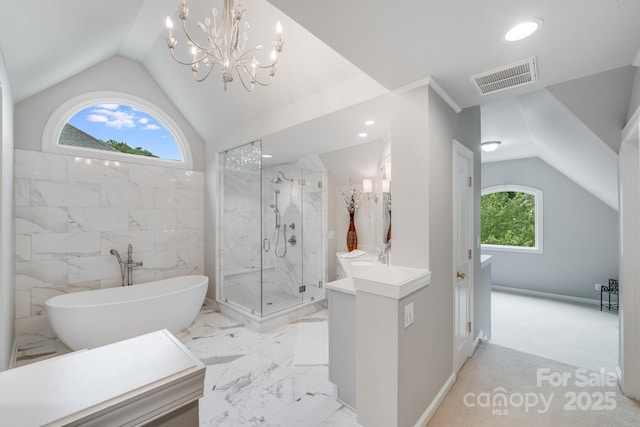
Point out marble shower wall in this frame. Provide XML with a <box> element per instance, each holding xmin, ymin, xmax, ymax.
<box><xmin>14</xmin><ymin>148</ymin><xmax>205</xmax><ymax>339</ymax></box>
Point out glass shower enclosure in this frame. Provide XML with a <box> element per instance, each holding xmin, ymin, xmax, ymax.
<box><xmin>218</xmin><ymin>140</ymin><xmax>324</xmax><ymax>317</ymax></box>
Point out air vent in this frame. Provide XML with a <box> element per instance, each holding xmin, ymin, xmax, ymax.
<box><xmin>469</xmin><ymin>57</ymin><xmax>538</xmax><ymax>96</ymax></box>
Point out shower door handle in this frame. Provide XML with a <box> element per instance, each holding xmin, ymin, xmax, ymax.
<box><xmin>263</xmin><ymin>238</ymin><xmax>270</xmax><ymax>252</ymax></box>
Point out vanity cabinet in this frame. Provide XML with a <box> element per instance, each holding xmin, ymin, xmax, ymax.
<box><xmin>326</xmin><ymin>278</ymin><xmax>356</xmax><ymax>409</ymax></box>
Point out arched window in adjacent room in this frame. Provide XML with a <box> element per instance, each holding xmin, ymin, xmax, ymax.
<box><xmin>43</xmin><ymin>91</ymin><xmax>192</xmax><ymax>169</ymax></box>
<box><xmin>481</xmin><ymin>185</ymin><xmax>543</xmax><ymax>254</ymax></box>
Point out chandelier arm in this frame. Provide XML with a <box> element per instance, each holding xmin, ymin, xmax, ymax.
<box><xmin>168</xmin><ymin>48</ymin><xmax>218</xmax><ymax>68</ymax></box>
<box><xmin>180</xmin><ymin>18</ymin><xmax>215</xmax><ymax>55</ymax></box>
<box><xmin>192</xmin><ymin>60</ymin><xmax>218</xmax><ymax>82</ymax></box>
<box><xmin>236</xmin><ymin>69</ymin><xmax>257</xmax><ymax>92</ymax></box>
<box><xmin>238</xmin><ymin>65</ymin><xmax>273</xmax><ymax>87</ymax></box>
<box><xmin>234</xmin><ymin>47</ymin><xmax>281</xmax><ymax>69</ymax></box>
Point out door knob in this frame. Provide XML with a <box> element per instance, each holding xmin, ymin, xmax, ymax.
<box><xmin>456</xmin><ymin>272</ymin><xmax>465</xmax><ymax>279</ymax></box>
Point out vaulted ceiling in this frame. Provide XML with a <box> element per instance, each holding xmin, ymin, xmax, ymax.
<box><xmin>1</xmin><ymin>0</ymin><xmax>639</xmax><ymax>208</ymax></box>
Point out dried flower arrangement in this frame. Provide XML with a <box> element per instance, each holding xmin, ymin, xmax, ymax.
<box><xmin>340</xmin><ymin>178</ymin><xmax>361</xmax><ymax>213</ymax></box>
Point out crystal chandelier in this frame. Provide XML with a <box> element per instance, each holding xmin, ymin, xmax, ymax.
<box><xmin>165</xmin><ymin>0</ymin><xmax>283</xmax><ymax>91</ymax></box>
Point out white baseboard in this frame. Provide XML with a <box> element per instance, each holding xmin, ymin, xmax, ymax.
<box><xmin>414</xmin><ymin>373</ymin><xmax>456</xmax><ymax>427</ymax></box>
<box><xmin>473</xmin><ymin>330</ymin><xmax>483</xmax><ymax>352</ymax></box>
<box><xmin>492</xmin><ymin>285</ymin><xmax>601</xmax><ymax>306</ymax></box>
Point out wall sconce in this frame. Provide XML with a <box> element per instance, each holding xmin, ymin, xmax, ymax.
<box><xmin>382</xmin><ymin>179</ymin><xmax>390</xmax><ymax>193</ymax></box>
<box><xmin>363</xmin><ymin>179</ymin><xmax>378</xmax><ymax>202</ymax></box>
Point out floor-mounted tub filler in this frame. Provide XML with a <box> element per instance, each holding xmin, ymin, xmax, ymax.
<box><xmin>45</xmin><ymin>275</ymin><xmax>208</xmax><ymax>351</ymax></box>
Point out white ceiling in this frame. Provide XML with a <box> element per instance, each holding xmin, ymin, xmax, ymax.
<box><xmin>268</xmin><ymin>0</ymin><xmax>640</xmax><ymax>108</ymax></box>
<box><xmin>1</xmin><ymin>0</ymin><xmax>640</xmax><ymax>208</ymax></box>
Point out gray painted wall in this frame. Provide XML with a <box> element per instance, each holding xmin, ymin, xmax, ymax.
<box><xmin>14</xmin><ymin>56</ymin><xmax>205</xmax><ymax>171</ymax></box>
<box><xmin>628</xmin><ymin>66</ymin><xmax>640</xmax><ymax>123</ymax></box>
<box><xmin>482</xmin><ymin>157</ymin><xmax>618</xmax><ymax>300</ymax></box>
<box><xmin>0</xmin><ymin>51</ymin><xmax>15</xmax><ymax>371</ymax></box>
<box><xmin>548</xmin><ymin>66</ymin><xmax>634</xmax><ymax>153</ymax></box>
<box><xmin>393</xmin><ymin>85</ymin><xmax>480</xmax><ymax>426</ymax></box>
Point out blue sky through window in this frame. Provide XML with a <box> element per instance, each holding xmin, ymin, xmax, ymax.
<box><xmin>67</xmin><ymin>104</ymin><xmax>181</xmax><ymax>160</ymax></box>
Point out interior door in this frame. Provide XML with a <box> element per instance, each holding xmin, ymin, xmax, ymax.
<box><xmin>453</xmin><ymin>140</ymin><xmax>474</xmax><ymax>373</ymax></box>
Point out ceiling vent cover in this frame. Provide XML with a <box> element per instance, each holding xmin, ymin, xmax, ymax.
<box><xmin>469</xmin><ymin>57</ymin><xmax>538</xmax><ymax>96</ymax></box>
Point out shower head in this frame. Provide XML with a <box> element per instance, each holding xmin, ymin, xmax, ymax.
<box><xmin>272</xmin><ymin>171</ymin><xmax>293</xmax><ymax>184</ymax></box>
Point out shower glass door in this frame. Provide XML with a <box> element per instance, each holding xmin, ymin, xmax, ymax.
<box><xmin>261</xmin><ymin>165</ymin><xmax>303</xmax><ymax>316</ymax></box>
<box><xmin>301</xmin><ymin>168</ymin><xmax>324</xmax><ymax>303</ymax></box>
<box><xmin>219</xmin><ymin>141</ymin><xmax>263</xmax><ymax>316</ymax></box>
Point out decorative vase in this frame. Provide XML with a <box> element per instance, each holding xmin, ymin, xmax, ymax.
<box><xmin>386</xmin><ymin>209</ymin><xmax>392</xmax><ymax>243</ymax></box>
<box><xmin>347</xmin><ymin>211</ymin><xmax>358</xmax><ymax>252</ymax></box>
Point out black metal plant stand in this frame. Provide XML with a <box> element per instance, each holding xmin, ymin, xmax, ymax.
<box><xmin>600</xmin><ymin>279</ymin><xmax>619</xmax><ymax>311</ymax></box>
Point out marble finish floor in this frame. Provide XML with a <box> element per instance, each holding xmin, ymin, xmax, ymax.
<box><xmin>16</xmin><ymin>304</ymin><xmax>360</xmax><ymax>426</ymax></box>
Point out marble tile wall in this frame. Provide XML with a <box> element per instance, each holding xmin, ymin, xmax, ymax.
<box><xmin>14</xmin><ymin>148</ymin><xmax>205</xmax><ymax>340</ymax></box>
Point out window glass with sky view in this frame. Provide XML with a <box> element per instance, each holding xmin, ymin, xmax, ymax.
<box><xmin>59</xmin><ymin>104</ymin><xmax>181</xmax><ymax>161</ymax></box>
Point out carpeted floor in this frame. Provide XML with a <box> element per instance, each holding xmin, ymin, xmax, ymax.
<box><xmin>491</xmin><ymin>289</ymin><xmax>618</xmax><ymax>374</ymax></box>
<box><xmin>429</xmin><ymin>343</ymin><xmax>640</xmax><ymax>426</ymax></box>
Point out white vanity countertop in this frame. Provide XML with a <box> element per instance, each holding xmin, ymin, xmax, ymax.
<box><xmin>481</xmin><ymin>254</ymin><xmax>493</xmax><ymax>269</ymax></box>
<box><xmin>325</xmin><ymin>277</ymin><xmax>356</xmax><ymax>295</ymax></box>
<box><xmin>337</xmin><ymin>251</ymin><xmax>431</xmax><ymax>299</ymax></box>
<box><xmin>0</xmin><ymin>329</ymin><xmax>204</xmax><ymax>426</ymax></box>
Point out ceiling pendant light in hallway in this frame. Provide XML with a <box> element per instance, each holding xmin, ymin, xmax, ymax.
<box><xmin>481</xmin><ymin>140</ymin><xmax>502</xmax><ymax>152</ymax></box>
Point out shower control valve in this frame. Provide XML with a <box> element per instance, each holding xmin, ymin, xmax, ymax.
<box><xmin>289</xmin><ymin>223</ymin><xmax>295</xmax><ymax>230</ymax></box>
<box><xmin>288</xmin><ymin>235</ymin><xmax>297</xmax><ymax>246</ymax></box>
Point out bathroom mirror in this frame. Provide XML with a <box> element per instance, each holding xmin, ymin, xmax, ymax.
<box><xmin>259</xmin><ymin>94</ymin><xmax>391</xmax><ymax>275</ymax></box>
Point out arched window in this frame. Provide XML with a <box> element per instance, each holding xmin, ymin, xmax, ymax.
<box><xmin>481</xmin><ymin>185</ymin><xmax>543</xmax><ymax>253</ymax></box>
<box><xmin>43</xmin><ymin>91</ymin><xmax>192</xmax><ymax>169</ymax></box>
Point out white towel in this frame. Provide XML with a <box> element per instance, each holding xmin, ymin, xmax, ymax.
<box><xmin>339</xmin><ymin>250</ymin><xmax>367</xmax><ymax>259</ymax></box>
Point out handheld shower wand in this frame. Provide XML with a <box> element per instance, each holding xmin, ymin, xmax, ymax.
<box><xmin>109</xmin><ymin>249</ymin><xmax>126</xmax><ymax>286</ymax></box>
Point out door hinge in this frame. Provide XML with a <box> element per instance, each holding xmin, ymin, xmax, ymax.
<box><xmin>299</xmin><ymin>285</ymin><xmax>306</xmax><ymax>293</ymax></box>
<box><xmin>468</xmin><ymin>249</ymin><xmax>472</xmax><ymax>260</ymax></box>
<box><xmin>467</xmin><ymin>176</ymin><xmax>472</xmax><ymax>187</ymax></box>
<box><xmin>467</xmin><ymin>321</ymin><xmax>472</xmax><ymax>334</ymax></box>
<box><xmin>318</xmin><ymin>280</ymin><xmax>323</xmax><ymax>288</ymax></box>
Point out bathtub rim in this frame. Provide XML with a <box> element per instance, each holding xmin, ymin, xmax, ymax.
<box><xmin>45</xmin><ymin>274</ymin><xmax>209</xmax><ymax>310</ymax></box>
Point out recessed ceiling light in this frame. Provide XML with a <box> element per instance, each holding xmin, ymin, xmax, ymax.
<box><xmin>364</xmin><ymin>120</ymin><xmax>375</xmax><ymax>126</ymax></box>
<box><xmin>358</xmin><ymin>132</ymin><xmax>368</xmax><ymax>138</ymax></box>
<box><xmin>262</xmin><ymin>154</ymin><xmax>273</xmax><ymax>158</ymax></box>
<box><xmin>502</xmin><ymin>18</ymin><xmax>543</xmax><ymax>42</ymax></box>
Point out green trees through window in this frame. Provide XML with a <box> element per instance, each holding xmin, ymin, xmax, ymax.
<box><xmin>481</xmin><ymin>190</ymin><xmax>536</xmax><ymax>247</ymax></box>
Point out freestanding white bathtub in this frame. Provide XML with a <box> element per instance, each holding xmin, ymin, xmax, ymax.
<box><xmin>45</xmin><ymin>275</ymin><xmax>208</xmax><ymax>351</ymax></box>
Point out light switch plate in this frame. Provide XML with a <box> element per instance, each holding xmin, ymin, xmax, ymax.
<box><xmin>404</xmin><ymin>302</ymin><xmax>414</xmax><ymax>328</ymax></box>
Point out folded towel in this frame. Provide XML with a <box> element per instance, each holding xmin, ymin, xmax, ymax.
<box><xmin>339</xmin><ymin>249</ymin><xmax>367</xmax><ymax>259</ymax></box>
